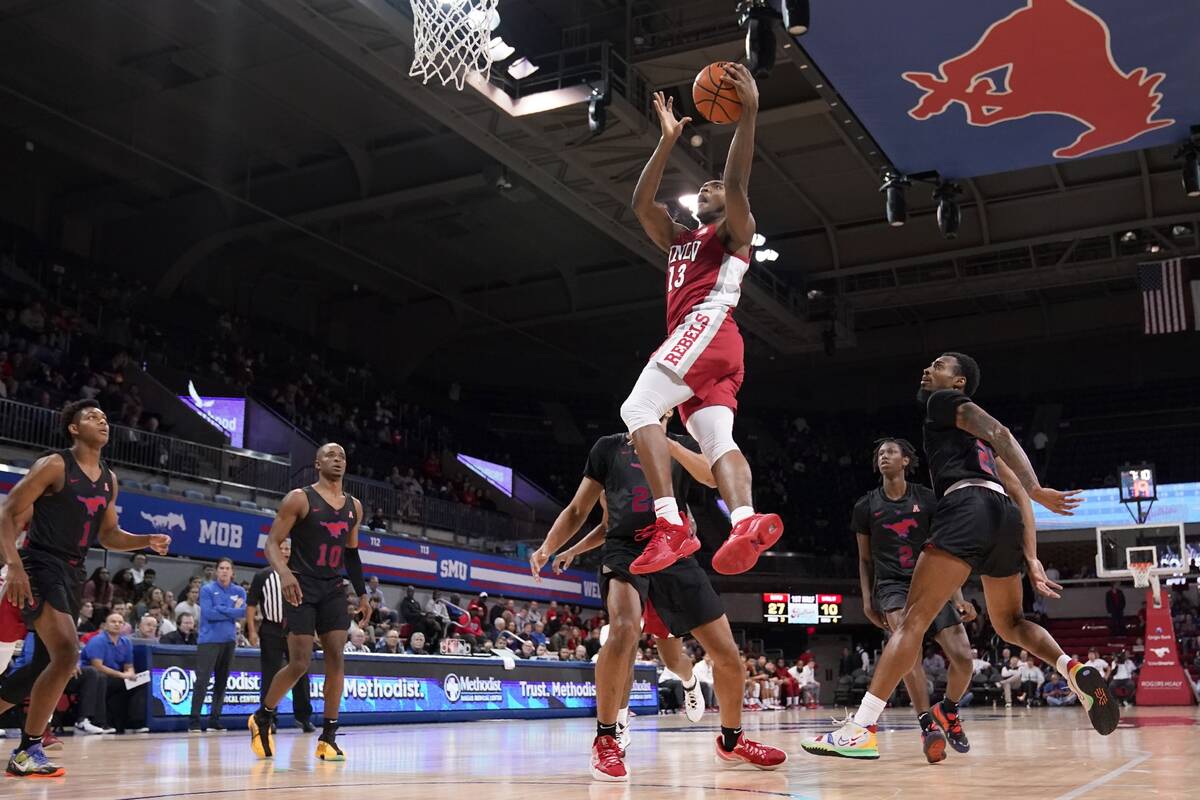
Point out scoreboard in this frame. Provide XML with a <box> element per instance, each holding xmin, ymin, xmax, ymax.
<box><xmin>762</xmin><ymin>593</ymin><xmax>843</xmax><ymax>625</ymax></box>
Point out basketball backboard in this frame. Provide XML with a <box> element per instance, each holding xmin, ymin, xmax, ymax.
<box><xmin>1095</xmin><ymin>522</ymin><xmax>1188</xmax><ymax>608</ymax></box>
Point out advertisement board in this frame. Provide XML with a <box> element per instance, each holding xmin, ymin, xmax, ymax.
<box><xmin>146</xmin><ymin>646</ymin><xmax>657</xmax><ymax>729</ymax></box>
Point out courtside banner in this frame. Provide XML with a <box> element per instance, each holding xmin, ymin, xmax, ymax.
<box><xmin>145</xmin><ymin>646</ymin><xmax>657</xmax><ymax>729</ymax></box>
<box><xmin>0</xmin><ymin>466</ymin><xmax>599</xmax><ymax>606</ymax></box>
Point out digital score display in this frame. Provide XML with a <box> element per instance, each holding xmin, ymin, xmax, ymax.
<box><xmin>1119</xmin><ymin>464</ymin><xmax>1157</xmax><ymax>502</ymax></box>
<box><xmin>762</xmin><ymin>593</ymin><xmax>843</xmax><ymax>625</ymax></box>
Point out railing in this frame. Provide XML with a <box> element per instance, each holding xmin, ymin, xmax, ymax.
<box><xmin>0</xmin><ymin>397</ymin><xmax>292</xmax><ymax>495</ymax></box>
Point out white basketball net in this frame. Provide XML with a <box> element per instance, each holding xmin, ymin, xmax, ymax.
<box><xmin>1129</xmin><ymin>561</ymin><xmax>1153</xmax><ymax>588</ymax></box>
<box><xmin>409</xmin><ymin>0</ymin><xmax>499</xmax><ymax>91</ymax></box>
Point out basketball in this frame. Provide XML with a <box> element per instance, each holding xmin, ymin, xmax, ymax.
<box><xmin>692</xmin><ymin>62</ymin><xmax>742</xmax><ymax>124</ymax></box>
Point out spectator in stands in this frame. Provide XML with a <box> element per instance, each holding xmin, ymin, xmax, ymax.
<box><xmin>189</xmin><ymin>557</ymin><xmax>245</xmax><ymax>732</ymax></box>
<box><xmin>468</xmin><ymin>592</ymin><xmax>488</xmax><ymax>619</ymax></box>
<box><xmin>573</xmin><ymin>644</ymin><xmax>588</xmax><ymax>662</ymax></box>
<box><xmin>400</xmin><ymin>586</ymin><xmax>429</xmax><ymax>639</ymax></box>
<box><xmin>693</xmin><ymin>653</ymin><xmax>716</xmax><ymax>708</ymax></box>
<box><xmin>344</xmin><ymin>629</ymin><xmax>371</xmax><ymax>653</ymax></box>
<box><xmin>83</xmin><ymin>567</ymin><xmax>114</xmax><ymax>619</ymax></box>
<box><xmin>129</xmin><ymin>553</ymin><xmax>148</xmax><ymax>585</ymax></box>
<box><xmin>970</xmin><ymin>648</ymin><xmax>992</xmax><ymax>675</ymax></box>
<box><xmin>1018</xmin><ymin>657</ymin><xmax>1046</xmax><ymax>707</ymax></box>
<box><xmin>76</xmin><ymin>613</ymin><xmax>146</xmax><ymax>734</ymax></box>
<box><xmin>519</xmin><ymin>641</ymin><xmax>536</xmax><ymax>660</ymax></box>
<box><xmin>488</xmin><ymin>598</ymin><xmax>506</xmax><ymax>627</ymax></box>
<box><xmin>529</xmin><ymin>621</ymin><xmax>547</xmax><ymax>647</ymax></box>
<box><xmin>363</xmin><ymin>576</ymin><xmax>396</xmax><ymax>622</ymax></box>
<box><xmin>408</xmin><ymin>631</ymin><xmax>428</xmax><ymax>655</ymax></box>
<box><xmin>792</xmin><ymin>659</ymin><xmax>821</xmax><ymax>708</ymax></box>
<box><xmin>161</xmin><ymin>613</ymin><xmax>198</xmax><ymax>645</ymax></box>
<box><xmin>135</xmin><ymin>615</ymin><xmax>159</xmax><ymax>641</ymax></box>
<box><xmin>135</xmin><ymin>586</ymin><xmax>166</xmax><ymax>621</ymax></box>
<box><xmin>425</xmin><ymin>590</ymin><xmax>450</xmax><ymax>639</ymax></box>
<box><xmin>76</xmin><ymin>600</ymin><xmax>98</xmax><ymax>634</ymax></box>
<box><xmin>1131</xmin><ymin>637</ymin><xmax>1146</xmax><ymax>665</ymax></box>
<box><xmin>111</xmin><ymin>603</ymin><xmax>134</xmax><ymax>636</ymax></box>
<box><xmin>583</xmin><ymin>627</ymin><xmax>602</xmax><ymax>660</ymax></box>
<box><xmin>1106</xmin><ymin>583</ymin><xmax>1127</xmax><ymax>635</ymax></box>
<box><xmin>134</xmin><ymin>568</ymin><xmax>157</xmax><ymax>604</ymax></box>
<box><xmin>999</xmin><ymin>656</ymin><xmax>1023</xmax><ymax>707</ymax></box>
<box><xmin>376</xmin><ymin>630</ymin><xmax>403</xmax><ymax>654</ymax></box>
<box><xmin>1110</xmin><ymin>651</ymin><xmax>1138</xmax><ymax>706</ymax></box>
<box><xmin>1040</xmin><ymin>673</ymin><xmax>1076</xmax><ymax>706</ymax></box>
<box><xmin>1084</xmin><ymin>648</ymin><xmax>1110</xmax><ymax>680</ymax></box>
<box><xmin>111</xmin><ymin>568</ymin><xmax>138</xmax><ymax>606</ymax></box>
<box><xmin>544</xmin><ymin>600</ymin><xmax>559</xmax><ymax>634</ymax></box>
<box><xmin>854</xmin><ymin>643</ymin><xmax>870</xmax><ymax>672</ymax></box>
<box><xmin>493</xmin><ymin>617</ymin><xmax>521</xmax><ymax>649</ymax></box>
<box><xmin>527</xmin><ymin>601</ymin><xmax>543</xmax><ymax>626</ymax></box>
<box><xmin>557</xmin><ymin>647</ymin><xmax>572</xmax><ymax>661</ymax></box>
<box><xmin>175</xmin><ymin>585</ymin><xmax>202</xmax><ymax>626</ymax></box>
<box><xmin>837</xmin><ymin>647</ymin><xmax>855</xmax><ymax>677</ymax></box>
<box><xmin>922</xmin><ymin>646</ymin><xmax>947</xmax><ymax>681</ymax></box>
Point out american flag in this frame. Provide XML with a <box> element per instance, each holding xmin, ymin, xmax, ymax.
<box><xmin>1139</xmin><ymin>256</ymin><xmax>1198</xmax><ymax>335</ymax></box>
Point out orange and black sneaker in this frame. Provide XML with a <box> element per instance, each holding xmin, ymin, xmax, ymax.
<box><xmin>931</xmin><ymin>700</ymin><xmax>970</xmax><ymax>754</ymax></box>
<box><xmin>921</xmin><ymin>727</ymin><xmax>947</xmax><ymax>763</ymax></box>
<box><xmin>249</xmin><ymin>707</ymin><xmax>275</xmax><ymax>758</ymax></box>
<box><xmin>1067</xmin><ymin>662</ymin><xmax>1120</xmax><ymax>735</ymax></box>
<box><xmin>628</xmin><ymin>518</ymin><xmax>692</xmax><ymax>575</ymax></box>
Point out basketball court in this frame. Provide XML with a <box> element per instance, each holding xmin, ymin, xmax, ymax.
<box><xmin>11</xmin><ymin>706</ymin><xmax>1195</xmax><ymax>799</ymax></box>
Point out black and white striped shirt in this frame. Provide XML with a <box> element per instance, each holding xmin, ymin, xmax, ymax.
<box><xmin>248</xmin><ymin>566</ymin><xmax>285</xmax><ymax>625</ymax></box>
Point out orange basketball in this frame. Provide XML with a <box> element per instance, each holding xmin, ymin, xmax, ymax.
<box><xmin>692</xmin><ymin>62</ymin><xmax>742</xmax><ymax>124</ymax></box>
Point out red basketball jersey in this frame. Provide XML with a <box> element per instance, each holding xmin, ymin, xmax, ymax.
<box><xmin>664</xmin><ymin>224</ymin><xmax>750</xmax><ymax>331</ymax></box>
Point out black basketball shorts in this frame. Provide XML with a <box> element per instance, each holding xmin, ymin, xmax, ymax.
<box><xmin>927</xmin><ymin>486</ymin><xmax>1025</xmax><ymax>578</ymax></box>
<box><xmin>284</xmin><ymin>574</ymin><xmax>350</xmax><ymax>637</ymax></box>
<box><xmin>19</xmin><ymin>548</ymin><xmax>85</xmax><ymax>627</ymax></box>
<box><xmin>874</xmin><ymin>579</ymin><xmax>962</xmax><ymax>636</ymax></box>
<box><xmin>599</xmin><ymin>542</ymin><xmax>724</xmax><ymax>637</ymax></box>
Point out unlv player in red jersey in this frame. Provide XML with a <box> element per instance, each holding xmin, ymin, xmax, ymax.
<box><xmin>249</xmin><ymin>443</ymin><xmax>370</xmax><ymax>763</ymax></box>
<box><xmin>0</xmin><ymin>400</ymin><xmax>171</xmax><ymax>777</ymax></box>
<box><xmin>622</xmin><ymin>63</ymin><xmax>782</xmax><ymax>578</ymax></box>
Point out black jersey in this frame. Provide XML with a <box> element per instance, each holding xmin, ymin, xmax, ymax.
<box><xmin>850</xmin><ymin>484</ymin><xmax>937</xmax><ymax>582</ymax></box>
<box><xmin>288</xmin><ymin>485</ymin><xmax>359</xmax><ymax>580</ymax></box>
<box><xmin>583</xmin><ymin>433</ymin><xmax>697</xmax><ymax>547</ymax></box>
<box><xmin>24</xmin><ymin>449</ymin><xmax>114</xmax><ymax>565</ymax></box>
<box><xmin>922</xmin><ymin>389</ymin><xmax>1000</xmax><ymax>497</ymax></box>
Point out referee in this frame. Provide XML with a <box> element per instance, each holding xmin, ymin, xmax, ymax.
<box><xmin>246</xmin><ymin>539</ymin><xmax>314</xmax><ymax>732</ymax></box>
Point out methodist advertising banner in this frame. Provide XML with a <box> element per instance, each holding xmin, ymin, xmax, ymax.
<box><xmin>145</xmin><ymin>645</ymin><xmax>657</xmax><ymax>729</ymax></box>
<box><xmin>0</xmin><ymin>466</ymin><xmax>600</xmax><ymax>606</ymax></box>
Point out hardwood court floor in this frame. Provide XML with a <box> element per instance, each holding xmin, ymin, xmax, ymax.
<box><xmin>4</xmin><ymin>705</ymin><xmax>1195</xmax><ymax>799</ymax></box>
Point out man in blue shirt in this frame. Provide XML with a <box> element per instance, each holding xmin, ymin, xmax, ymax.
<box><xmin>189</xmin><ymin>557</ymin><xmax>246</xmax><ymax>732</ymax></box>
<box><xmin>76</xmin><ymin>612</ymin><xmax>146</xmax><ymax>733</ymax></box>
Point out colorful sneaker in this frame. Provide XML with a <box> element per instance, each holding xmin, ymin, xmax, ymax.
<box><xmin>714</xmin><ymin>734</ymin><xmax>788</xmax><ymax>770</ymax></box>
<box><xmin>711</xmin><ymin>513</ymin><xmax>783</xmax><ymax>575</ymax></box>
<box><xmin>683</xmin><ymin>678</ymin><xmax>706</xmax><ymax>723</ymax></box>
<box><xmin>921</xmin><ymin>727</ymin><xmax>947</xmax><ymax>763</ymax></box>
<box><xmin>6</xmin><ymin>743</ymin><xmax>65</xmax><ymax>778</ymax></box>
<box><xmin>628</xmin><ymin>519</ymin><xmax>692</xmax><ymax>575</ymax></box>
<box><xmin>41</xmin><ymin>729</ymin><xmax>63</xmax><ymax>752</ymax></box>
<box><xmin>590</xmin><ymin>735</ymin><xmax>628</xmax><ymax>782</ymax></box>
<box><xmin>248</xmin><ymin>708</ymin><xmax>275</xmax><ymax>758</ymax></box>
<box><xmin>1067</xmin><ymin>663</ymin><xmax>1120</xmax><ymax>735</ymax></box>
<box><xmin>315</xmin><ymin>737</ymin><xmax>346</xmax><ymax>761</ymax></box>
<box><xmin>931</xmin><ymin>702</ymin><xmax>970</xmax><ymax>753</ymax></box>
<box><xmin>801</xmin><ymin>717</ymin><xmax>879</xmax><ymax>760</ymax></box>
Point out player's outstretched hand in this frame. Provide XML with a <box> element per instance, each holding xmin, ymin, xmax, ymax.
<box><xmin>722</xmin><ymin>62</ymin><xmax>760</xmax><ymax>115</ymax></box>
<box><xmin>148</xmin><ymin>534</ymin><xmax>171</xmax><ymax>555</ymax></box>
<box><xmin>529</xmin><ymin>547</ymin><xmax>550</xmax><ymax>583</ymax></box>
<box><xmin>652</xmin><ymin>91</ymin><xmax>691</xmax><ymax>141</ymax></box>
<box><xmin>279</xmin><ymin>570</ymin><xmax>303</xmax><ymax>606</ymax></box>
<box><xmin>552</xmin><ymin>550</ymin><xmax>576</xmax><ymax>574</ymax></box>
<box><xmin>356</xmin><ymin>594</ymin><xmax>371</xmax><ymax>624</ymax></box>
<box><xmin>1</xmin><ymin>565</ymin><xmax>34</xmax><ymax>609</ymax></box>
<box><xmin>1031</xmin><ymin>487</ymin><xmax>1083</xmax><ymax>516</ymax></box>
<box><xmin>955</xmin><ymin>600</ymin><xmax>977</xmax><ymax>623</ymax></box>
<box><xmin>1026</xmin><ymin>558</ymin><xmax>1063</xmax><ymax>599</ymax></box>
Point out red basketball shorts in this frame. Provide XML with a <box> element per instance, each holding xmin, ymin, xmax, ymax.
<box><xmin>642</xmin><ymin>597</ymin><xmax>672</xmax><ymax>640</ymax></box>
<box><xmin>650</xmin><ymin>308</ymin><xmax>744</xmax><ymax>424</ymax></box>
<box><xmin>0</xmin><ymin>595</ymin><xmax>27</xmax><ymax>644</ymax></box>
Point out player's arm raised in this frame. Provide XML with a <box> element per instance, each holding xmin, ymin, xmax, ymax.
<box><xmin>954</xmin><ymin>401</ymin><xmax>1082</xmax><ymax>515</ymax></box>
<box><xmin>265</xmin><ymin>489</ymin><xmax>307</xmax><ymax>606</ymax></box>
<box><xmin>719</xmin><ymin>63</ymin><xmax>759</xmax><ymax>251</ymax></box>
<box><xmin>98</xmin><ymin>473</ymin><xmax>171</xmax><ymax>554</ymax></box>
<box><xmin>0</xmin><ymin>455</ymin><xmax>64</xmax><ymax>607</ymax></box>
<box><xmin>632</xmin><ymin>92</ymin><xmax>690</xmax><ymax>251</ymax></box>
<box><xmin>668</xmin><ymin>438</ymin><xmax>717</xmax><ymax>488</ymax></box>
<box><xmin>995</xmin><ymin>456</ymin><xmax>1063</xmax><ymax>599</ymax></box>
<box><xmin>344</xmin><ymin>496</ymin><xmax>370</xmax><ymax>621</ymax></box>
<box><xmin>530</xmin><ymin>476</ymin><xmax>603</xmax><ymax>581</ymax></box>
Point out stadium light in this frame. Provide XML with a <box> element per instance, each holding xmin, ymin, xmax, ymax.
<box><xmin>677</xmin><ymin>194</ymin><xmax>698</xmax><ymax>212</ymax></box>
<box><xmin>1182</xmin><ymin>147</ymin><xmax>1200</xmax><ymax>198</ymax></box>
<box><xmin>487</xmin><ymin>38</ymin><xmax>514</xmax><ymax>62</ymax></box>
<box><xmin>755</xmin><ymin>248</ymin><xmax>779</xmax><ymax>262</ymax></box>
<box><xmin>751</xmin><ymin>233</ymin><xmax>766</xmax><ymax>246</ymax></box>
<box><xmin>737</xmin><ymin>0</ymin><xmax>777</xmax><ymax>78</ymax></box>
<box><xmin>588</xmin><ymin>85</ymin><xmax>609</xmax><ymax>134</ymax></box>
<box><xmin>783</xmin><ymin>0</ymin><xmax>810</xmax><ymax>35</ymax></box>
<box><xmin>880</xmin><ymin>170</ymin><xmax>910</xmax><ymax>227</ymax></box>
<box><xmin>934</xmin><ymin>181</ymin><xmax>961</xmax><ymax>240</ymax></box>
<box><xmin>507</xmin><ymin>58</ymin><xmax>539</xmax><ymax>80</ymax></box>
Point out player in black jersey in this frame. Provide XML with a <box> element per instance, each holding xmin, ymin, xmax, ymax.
<box><xmin>249</xmin><ymin>443</ymin><xmax>369</xmax><ymax>763</ymax></box>
<box><xmin>529</xmin><ymin>412</ymin><xmax>785</xmax><ymax>782</ymax></box>
<box><xmin>853</xmin><ymin>438</ymin><xmax>975</xmax><ymax>763</ymax></box>
<box><xmin>806</xmin><ymin>353</ymin><xmax>1117</xmax><ymax>762</ymax></box>
<box><xmin>0</xmin><ymin>400</ymin><xmax>170</xmax><ymax>777</ymax></box>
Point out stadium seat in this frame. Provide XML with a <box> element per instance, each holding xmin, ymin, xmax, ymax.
<box><xmin>214</xmin><ymin>494</ymin><xmax>234</xmax><ymax>505</ymax></box>
<box><xmin>123</xmin><ymin>478</ymin><xmax>145</xmax><ymax>491</ymax></box>
<box><xmin>238</xmin><ymin>500</ymin><xmax>258</xmax><ymax>510</ymax></box>
<box><xmin>183</xmin><ymin>489</ymin><xmax>205</xmax><ymax>501</ymax></box>
<box><xmin>149</xmin><ymin>483</ymin><xmax>171</xmax><ymax>494</ymax></box>
<box><xmin>11</xmin><ymin>458</ymin><xmax>32</xmax><ymax>468</ymax></box>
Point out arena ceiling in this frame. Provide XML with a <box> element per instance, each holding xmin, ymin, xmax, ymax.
<box><xmin>0</xmin><ymin>0</ymin><xmax>1197</xmax><ymax>396</ymax></box>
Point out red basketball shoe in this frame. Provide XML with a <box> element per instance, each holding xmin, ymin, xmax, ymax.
<box><xmin>711</xmin><ymin>513</ymin><xmax>783</xmax><ymax>575</ymax></box>
<box><xmin>713</xmin><ymin>734</ymin><xmax>788</xmax><ymax>770</ymax></box>
<box><xmin>590</xmin><ymin>735</ymin><xmax>628</xmax><ymax>782</ymax></box>
<box><xmin>628</xmin><ymin>519</ymin><xmax>692</xmax><ymax>575</ymax></box>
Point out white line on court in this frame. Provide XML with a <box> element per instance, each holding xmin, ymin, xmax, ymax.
<box><xmin>1054</xmin><ymin>752</ymin><xmax>1152</xmax><ymax>800</ymax></box>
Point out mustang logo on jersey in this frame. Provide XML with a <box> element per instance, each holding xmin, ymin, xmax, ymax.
<box><xmin>662</xmin><ymin>313</ymin><xmax>711</xmax><ymax>367</ymax></box>
<box><xmin>882</xmin><ymin>518</ymin><xmax>918</xmax><ymax>537</ymax></box>
<box><xmin>320</xmin><ymin>521</ymin><xmax>350</xmax><ymax>538</ymax></box>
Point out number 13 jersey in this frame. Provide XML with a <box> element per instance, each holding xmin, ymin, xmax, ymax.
<box><xmin>665</xmin><ymin>224</ymin><xmax>750</xmax><ymax>332</ymax></box>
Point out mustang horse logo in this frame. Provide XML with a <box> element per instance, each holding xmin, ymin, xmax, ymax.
<box><xmin>901</xmin><ymin>0</ymin><xmax>1174</xmax><ymax>159</ymax></box>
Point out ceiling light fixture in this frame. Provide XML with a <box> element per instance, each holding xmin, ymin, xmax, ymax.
<box><xmin>507</xmin><ymin>57</ymin><xmax>539</xmax><ymax>80</ymax></box>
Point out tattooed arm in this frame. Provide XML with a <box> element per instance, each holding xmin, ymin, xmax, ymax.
<box><xmin>954</xmin><ymin>401</ymin><xmax>1082</xmax><ymax>516</ymax></box>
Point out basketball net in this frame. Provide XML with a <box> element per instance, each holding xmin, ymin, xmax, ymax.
<box><xmin>409</xmin><ymin>0</ymin><xmax>499</xmax><ymax>91</ymax></box>
<box><xmin>1129</xmin><ymin>562</ymin><xmax>1162</xmax><ymax>608</ymax></box>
